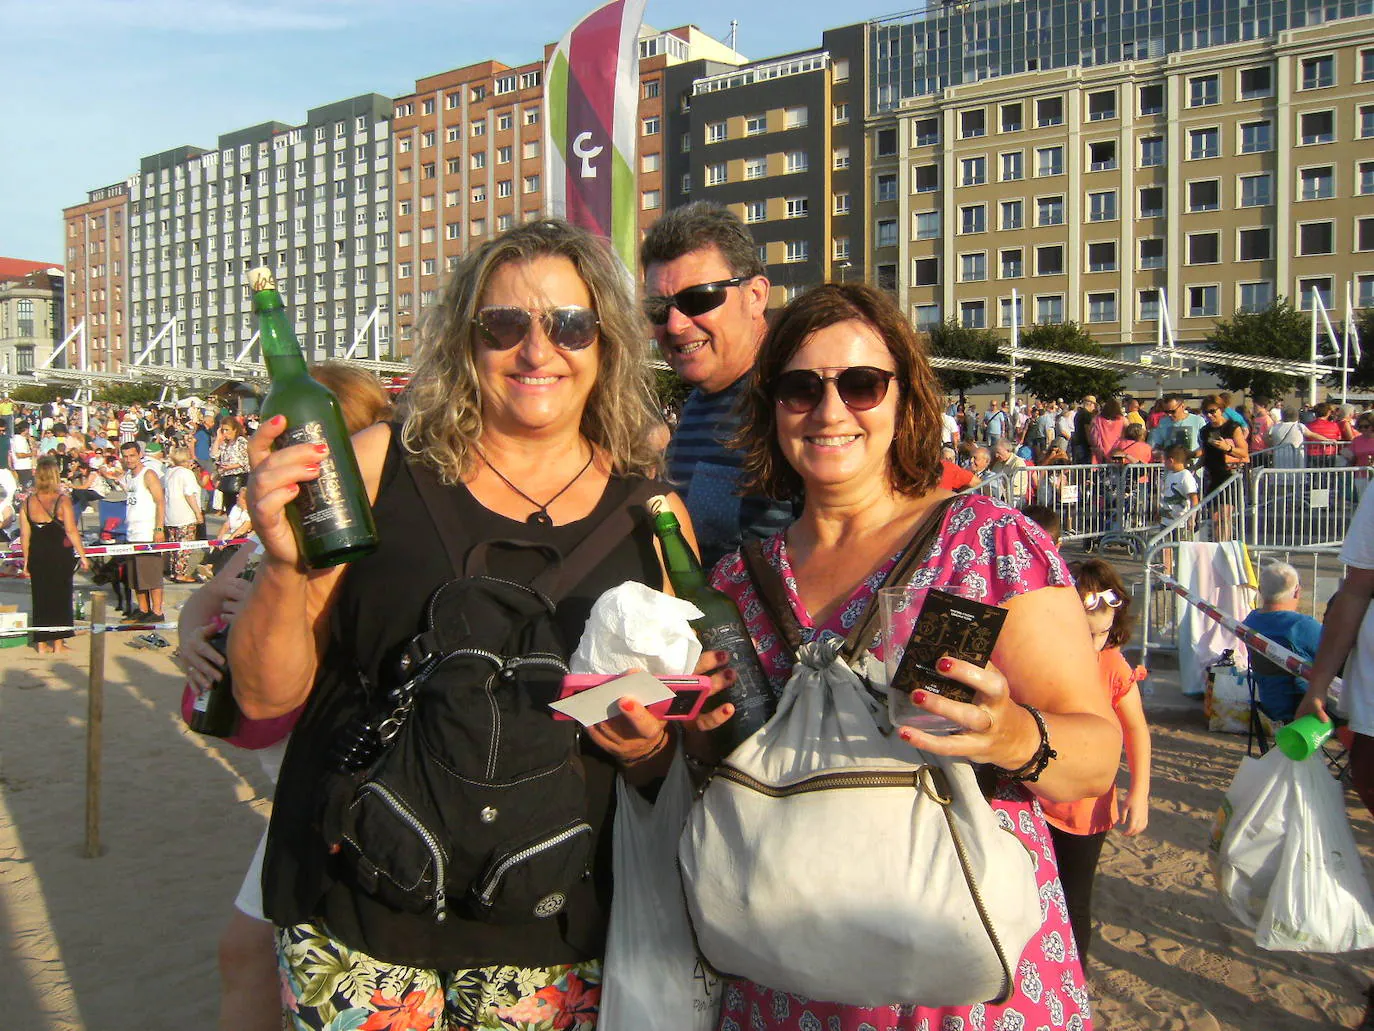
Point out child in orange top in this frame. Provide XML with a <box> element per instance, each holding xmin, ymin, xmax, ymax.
<box><xmin>1041</xmin><ymin>558</ymin><xmax>1152</xmax><ymax>963</ymax></box>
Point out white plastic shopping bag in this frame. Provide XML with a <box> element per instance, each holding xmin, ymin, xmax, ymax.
<box><xmin>1211</xmin><ymin>748</ymin><xmax>1374</xmax><ymax>952</ymax></box>
<box><xmin>597</xmin><ymin>750</ymin><xmax>719</xmax><ymax>1031</ymax></box>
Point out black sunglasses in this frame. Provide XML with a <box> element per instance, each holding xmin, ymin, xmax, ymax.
<box><xmin>771</xmin><ymin>366</ymin><xmax>897</xmax><ymax>414</ymax></box>
<box><xmin>473</xmin><ymin>305</ymin><xmax>599</xmax><ymax>351</ymax></box>
<box><xmin>643</xmin><ymin>277</ymin><xmax>748</xmax><ymax>326</ymax></box>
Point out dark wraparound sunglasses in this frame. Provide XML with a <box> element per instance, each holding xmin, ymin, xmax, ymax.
<box><xmin>643</xmin><ymin>277</ymin><xmax>748</xmax><ymax>325</ymax></box>
<box><xmin>771</xmin><ymin>366</ymin><xmax>898</xmax><ymax>414</ymax></box>
<box><xmin>473</xmin><ymin>305</ymin><xmax>600</xmax><ymax>351</ymax></box>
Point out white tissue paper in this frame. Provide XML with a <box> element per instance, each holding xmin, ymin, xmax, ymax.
<box><xmin>570</xmin><ymin>581</ymin><xmax>704</xmax><ymax>676</ymax></box>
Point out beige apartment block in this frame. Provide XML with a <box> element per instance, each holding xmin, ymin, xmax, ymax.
<box><xmin>62</xmin><ymin>183</ymin><xmax>129</xmax><ymax>371</ymax></box>
<box><xmin>0</xmin><ymin>269</ymin><xmax>63</xmax><ymax>374</ymax></box>
<box><xmin>873</xmin><ymin>13</ymin><xmax>1374</xmax><ymax>351</ymax></box>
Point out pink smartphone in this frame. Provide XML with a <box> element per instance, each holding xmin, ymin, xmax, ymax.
<box><xmin>553</xmin><ymin>673</ymin><xmax>712</xmax><ymax>721</ymax></box>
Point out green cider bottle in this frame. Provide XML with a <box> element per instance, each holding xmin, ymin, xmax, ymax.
<box><xmin>647</xmin><ymin>495</ymin><xmax>775</xmax><ymax>756</ymax></box>
<box><xmin>249</xmin><ymin>267</ymin><xmax>378</xmax><ymax>569</ymax></box>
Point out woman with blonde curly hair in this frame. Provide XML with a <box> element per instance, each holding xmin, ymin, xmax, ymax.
<box><xmin>229</xmin><ymin>219</ymin><xmax>732</xmax><ymax>1030</ymax></box>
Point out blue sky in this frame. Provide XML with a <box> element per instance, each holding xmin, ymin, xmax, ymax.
<box><xmin>0</xmin><ymin>0</ymin><xmax>872</xmax><ymax>264</ymax></box>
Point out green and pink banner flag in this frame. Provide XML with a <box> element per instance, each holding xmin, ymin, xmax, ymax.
<box><xmin>544</xmin><ymin>0</ymin><xmax>646</xmax><ymax>273</ymax></box>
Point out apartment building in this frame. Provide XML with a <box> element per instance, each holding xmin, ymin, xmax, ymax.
<box><xmin>121</xmin><ymin>94</ymin><xmax>393</xmax><ymax>370</ymax></box>
<box><xmin>866</xmin><ymin>2</ymin><xmax>1374</xmax><ymax>349</ymax></box>
<box><xmin>0</xmin><ymin>267</ymin><xmax>64</xmax><ymax>374</ymax></box>
<box><xmin>62</xmin><ymin>182</ymin><xmax>129</xmax><ymax>371</ymax></box>
<box><xmin>389</xmin><ymin>26</ymin><xmax>746</xmax><ymax>353</ymax></box>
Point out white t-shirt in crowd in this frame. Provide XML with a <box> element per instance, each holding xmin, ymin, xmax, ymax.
<box><xmin>1160</xmin><ymin>468</ymin><xmax>1200</xmax><ymax>522</ymax></box>
<box><xmin>1339</xmin><ymin>489</ymin><xmax>1374</xmax><ymax>737</ymax></box>
<box><xmin>164</xmin><ymin>466</ymin><xmax>201</xmax><ymax>527</ymax></box>
<box><xmin>10</xmin><ymin>435</ymin><xmax>33</xmax><ymax>472</ymax></box>
<box><xmin>941</xmin><ymin>413</ymin><xmax>959</xmax><ymax>444</ymax></box>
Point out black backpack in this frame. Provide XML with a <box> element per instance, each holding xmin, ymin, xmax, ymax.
<box><xmin>326</xmin><ymin>462</ymin><xmax>655</xmax><ymax>925</ymax></box>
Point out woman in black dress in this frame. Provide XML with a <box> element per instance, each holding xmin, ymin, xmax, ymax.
<box><xmin>20</xmin><ymin>456</ymin><xmax>91</xmax><ymax>653</ymax></box>
<box><xmin>1197</xmin><ymin>401</ymin><xmax>1249</xmax><ymax>541</ymax></box>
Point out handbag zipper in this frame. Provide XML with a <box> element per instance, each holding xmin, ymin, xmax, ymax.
<box><xmin>711</xmin><ymin>765</ymin><xmax>924</xmax><ymax>796</ymax></box>
<box><xmin>473</xmin><ymin>822</ymin><xmax>593</xmax><ymax>908</ymax></box>
<box><xmin>356</xmin><ymin>782</ymin><xmax>449</xmax><ymax>923</ymax></box>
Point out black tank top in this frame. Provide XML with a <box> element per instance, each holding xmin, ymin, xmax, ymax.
<box><xmin>264</xmin><ymin>427</ymin><xmax>666</xmax><ymax>969</ymax></box>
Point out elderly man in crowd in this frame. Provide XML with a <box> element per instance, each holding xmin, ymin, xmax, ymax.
<box><xmin>1243</xmin><ymin>561</ymin><xmax>1324</xmax><ymax>723</ymax></box>
<box><xmin>990</xmin><ymin>437</ymin><xmax>1031</xmax><ymax>504</ymax></box>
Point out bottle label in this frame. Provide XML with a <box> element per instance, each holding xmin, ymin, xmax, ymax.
<box><xmin>192</xmin><ymin>687</ymin><xmax>210</xmax><ymax>713</ymax></box>
<box><xmin>281</xmin><ymin>421</ymin><xmax>355</xmax><ymax>540</ymax></box>
<box><xmin>698</xmin><ymin>623</ymin><xmax>774</xmax><ymax>718</ymax></box>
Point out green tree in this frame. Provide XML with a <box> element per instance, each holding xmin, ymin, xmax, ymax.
<box><xmin>1344</xmin><ymin>306</ymin><xmax>1374</xmax><ymax>391</ymax></box>
<box><xmin>1203</xmin><ymin>299</ymin><xmax>1309</xmax><ymax>401</ymax></box>
<box><xmin>924</xmin><ymin>319</ymin><xmax>1005</xmax><ymax>402</ymax></box>
<box><xmin>11</xmin><ymin>384</ymin><xmax>65</xmax><ymax>404</ymax></box>
<box><xmin>652</xmin><ymin>366</ymin><xmax>693</xmax><ymax>416</ymax></box>
<box><xmin>94</xmin><ymin>383</ymin><xmax>163</xmax><ymax>406</ymax></box>
<box><xmin>1016</xmin><ymin>322</ymin><xmax>1121</xmax><ymax>402</ymax></box>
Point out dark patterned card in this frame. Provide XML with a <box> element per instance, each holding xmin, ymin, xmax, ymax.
<box><xmin>889</xmin><ymin>589</ymin><xmax>1007</xmax><ymax>704</ymax></box>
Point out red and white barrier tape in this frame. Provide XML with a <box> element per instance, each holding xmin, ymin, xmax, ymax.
<box><xmin>0</xmin><ymin>621</ymin><xmax>178</xmax><ymax>637</ymax></box>
<box><xmin>1</xmin><ymin>537</ymin><xmax>250</xmax><ymax>560</ymax></box>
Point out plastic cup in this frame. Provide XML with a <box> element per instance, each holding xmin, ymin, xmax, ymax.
<box><xmin>1275</xmin><ymin>714</ymin><xmax>1334</xmax><ymax>761</ymax></box>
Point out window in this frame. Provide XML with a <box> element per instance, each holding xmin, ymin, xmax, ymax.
<box><xmin>1036</xmin><ymin>295</ymin><xmax>1064</xmax><ymax>324</ymax></box>
<box><xmin>784</xmin><ymin>106</ymin><xmax>808</xmax><ymax>129</ymax></box>
<box><xmin>1087</xmin><ymin>292</ymin><xmax>1117</xmax><ymax>323</ymax></box>
<box><xmin>641</xmin><ymin>79</ymin><xmax>660</xmax><ymax>99</ymax></box>
<box><xmin>471</xmin><ymin>185</ymin><xmax>486</xmax><ymax>204</ymax></box>
<box><xmin>913</xmin><ymin>118</ymin><xmax>939</xmax><ymax>146</ymax></box>
<box><xmin>641</xmin><ymin>189</ymin><xmax>661</xmax><ymax>210</ymax></box>
<box><xmin>1360</xmin><ymin>160</ymin><xmax>1374</xmax><ymax>196</ymax></box>
<box><xmin>1139</xmin><ymin>238</ymin><xmax>1165</xmax><ymax>269</ymax></box>
<box><xmin>834</xmin><ymin>237</ymin><xmax>851</xmax><ymax>261</ymax></box>
<box><xmin>833</xmin><ymin>58</ymin><xmax>850</xmax><ymax>82</ymax></box>
<box><xmin>784</xmin><ymin>240</ymin><xmax>808</xmax><ymax>263</ymax></box>
<box><xmin>960</xmin><ymin>204</ymin><xmax>986</xmax><ymax>234</ymax></box>
<box><xmin>446</xmin><ymin>127</ymin><xmax>461</xmax><ymax>143</ymax></box>
<box><xmin>876</xmin><ymin>172</ymin><xmax>898</xmax><ymax>203</ymax></box>
<box><xmin>1139</xmin><ymin>83</ymin><xmax>1165</xmax><ymax>116</ymax></box>
<box><xmin>960</xmin><ymin>253</ymin><xmax>988</xmax><ymax>282</ymax></box>
<box><xmin>1188</xmin><ymin>285</ymin><xmax>1220</xmax><ymax>317</ymax></box>
<box><xmin>1364</xmin><ymin>48</ymin><xmax>1374</xmax><ymax>82</ymax></box>
<box><xmin>1087</xmin><ymin>90</ymin><xmax>1116</xmax><ymax>121</ymax></box>
<box><xmin>1189</xmin><ymin>127</ymin><xmax>1220</xmax><ymax>159</ymax></box>
<box><xmin>497</xmin><ymin>145</ymin><xmax>511</xmax><ymax>164</ymax></box>
<box><xmin>913</xmin><ymin>211</ymin><xmax>940</xmax><ymax>240</ymax></box>
<box><xmin>706</xmin><ymin>163</ymin><xmax>727</xmax><ymax>186</ymax></box>
<box><xmin>1001</xmin><ymin>103</ymin><xmax>1023</xmax><ymax>133</ymax></box>
<box><xmin>1298</xmin><ymin>221</ymin><xmax>1335</xmax><ymax>255</ymax></box>
<box><xmin>1358</xmin><ymin>274</ymin><xmax>1374</xmax><ymax>308</ymax></box>
<box><xmin>640</xmin><ymin>152</ymin><xmax>660</xmax><ymax>173</ymax></box>
<box><xmin>1360</xmin><ymin>105</ymin><xmax>1374</xmax><ymax>139</ymax></box>
<box><xmin>875</xmin><ymin>127</ymin><xmax>898</xmax><ymax>157</ymax></box>
<box><xmin>447</xmin><ymin>157</ymin><xmax>462</xmax><ymax>174</ymax></box>
<box><xmin>1240</xmin><ymin>172</ymin><xmax>1274</xmax><ymax>207</ymax></box>
<box><xmin>785</xmin><ymin>197</ymin><xmax>809</xmax><ymax>219</ymax></box>
<box><xmin>834</xmin><ymin>191</ymin><xmax>852</xmax><ymax>215</ymax></box>
<box><xmin>1300</xmin><ymin>165</ymin><xmax>1335</xmax><ymax>200</ymax></box>
<box><xmin>960</xmin><ymin>301</ymin><xmax>987</xmax><ymax>329</ymax></box>
<box><xmin>1301</xmin><ymin>55</ymin><xmax>1335</xmax><ymax>90</ymax></box>
<box><xmin>1036</xmin><ymin>196</ymin><xmax>1065</xmax><ymax>226</ymax></box>
<box><xmin>1240</xmin><ymin>65</ymin><xmax>1273</xmax><ymax>99</ymax></box>
<box><xmin>745</xmin><ymin>114</ymin><xmax>766</xmax><ymax>136</ymax></box>
<box><xmin>471</xmin><ymin>152</ymin><xmax>485</xmax><ymax>170</ymax></box>
<box><xmin>525</xmin><ymin>108</ymin><xmax>540</xmax><ymax>125</ymax></box>
<box><xmin>833</xmin><ymin>146</ymin><xmax>850</xmax><ymax>170</ymax></box>
<box><xmin>1241</xmin><ymin>119</ymin><xmax>1273</xmax><ymax>153</ymax></box>
<box><xmin>421</xmin><ymin>130</ymin><xmax>435</xmax><ymax>148</ymax></box>
<box><xmin>1298</xmin><ymin>276</ymin><xmax>1334</xmax><ymax>311</ymax></box>
<box><xmin>1036</xmin><ymin>146</ymin><xmax>1064</xmax><ymax>177</ymax></box>
<box><xmin>876</xmin><ymin>219</ymin><xmax>899</xmax><ymax>248</ymax></box>
<box><xmin>1189</xmin><ymin>74</ymin><xmax>1219</xmax><ymax>107</ymax></box>
<box><xmin>1000</xmin><ymin>152</ymin><xmax>1023</xmax><ymax>181</ymax></box>
<box><xmin>1036</xmin><ymin>96</ymin><xmax>1063</xmax><ymax>127</ymax></box>
<box><xmin>961</xmin><ymin>157</ymin><xmax>987</xmax><ymax>186</ymax></box>
<box><xmin>1188</xmin><ymin>179</ymin><xmax>1220</xmax><ymax>212</ymax></box>
<box><xmin>913</xmin><ymin>304</ymin><xmax>941</xmax><ymax>329</ymax></box>
<box><xmin>642</xmin><ymin>116</ymin><xmax>660</xmax><ymax>136</ymax></box>
<box><xmin>1239</xmin><ymin>281</ymin><xmax>1275</xmax><ymax>312</ymax></box>
<box><xmin>913</xmin><ymin>257</ymin><xmax>940</xmax><ymax>285</ymax></box>
<box><xmin>1359</xmin><ymin>217</ymin><xmax>1374</xmax><ymax>252</ymax></box>
<box><xmin>1088</xmin><ymin>190</ymin><xmax>1117</xmax><ymax>221</ymax></box>
<box><xmin>833</xmin><ymin>102</ymin><xmax>849</xmax><ymax>123</ymax></box>
<box><xmin>706</xmin><ymin>121</ymin><xmax>727</xmax><ymax>143</ymax></box>
<box><xmin>785</xmin><ymin>152</ymin><xmax>808</xmax><ymax>174</ymax></box>
<box><xmin>744</xmin><ymin>200</ymin><xmax>765</xmax><ymax>224</ymax></box>
<box><xmin>1188</xmin><ymin>232</ymin><xmax>1220</xmax><ymax>264</ymax></box>
<box><xmin>1238</xmin><ymin>227</ymin><xmax>1272</xmax><ymax>261</ymax></box>
<box><xmin>1139</xmin><ymin>136</ymin><xmax>1165</xmax><ymax>167</ymax></box>
<box><xmin>1000</xmin><ymin>200</ymin><xmax>1023</xmax><ymax>230</ymax></box>
<box><xmin>960</xmin><ymin>110</ymin><xmax>986</xmax><ymax>139</ymax></box>
<box><xmin>1300</xmin><ymin>111</ymin><xmax>1335</xmax><ymax>145</ymax></box>
<box><xmin>472</xmin><ymin>122</ymin><xmax>485</xmax><ymax>137</ymax></box>
<box><xmin>1036</xmin><ymin>245</ymin><xmax>1064</xmax><ymax>276</ymax></box>
<box><xmin>1000</xmin><ymin>248</ymin><xmax>1023</xmax><ymax>278</ymax></box>
<box><xmin>913</xmin><ymin>164</ymin><xmax>938</xmax><ymax>192</ymax></box>
<box><xmin>1139</xmin><ymin>289</ymin><xmax>1161</xmax><ymax>321</ymax></box>
<box><xmin>497</xmin><ymin>179</ymin><xmax>512</xmax><ymax>198</ymax></box>
<box><xmin>744</xmin><ymin>157</ymin><xmax>765</xmax><ymax>180</ymax></box>
<box><xmin>1087</xmin><ymin>241</ymin><xmax>1117</xmax><ymax>272</ymax></box>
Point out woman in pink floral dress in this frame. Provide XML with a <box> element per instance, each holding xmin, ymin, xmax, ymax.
<box><xmin>700</xmin><ymin>283</ymin><xmax>1120</xmax><ymax>1031</ymax></box>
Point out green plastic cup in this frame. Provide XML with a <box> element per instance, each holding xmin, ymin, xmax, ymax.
<box><xmin>1275</xmin><ymin>714</ymin><xmax>1334</xmax><ymax>761</ymax></box>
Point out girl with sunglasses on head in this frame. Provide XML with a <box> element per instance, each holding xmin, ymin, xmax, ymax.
<box><xmin>706</xmin><ymin>282</ymin><xmax>1120</xmax><ymax>1030</ymax></box>
<box><xmin>229</xmin><ymin>220</ymin><xmax>734</xmax><ymax>1030</ymax></box>
<box><xmin>1041</xmin><ymin>558</ymin><xmax>1151</xmax><ymax>964</ymax></box>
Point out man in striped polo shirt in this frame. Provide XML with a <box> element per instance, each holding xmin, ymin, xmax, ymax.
<box><xmin>642</xmin><ymin>203</ymin><xmax>798</xmax><ymax>568</ymax></box>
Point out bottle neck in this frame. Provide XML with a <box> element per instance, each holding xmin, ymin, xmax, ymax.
<box><xmin>253</xmin><ymin>290</ymin><xmax>308</xmax><ymax>379</ymax></box>
<box><xmin>654</xmin><ymin>514</ymin><xmax>707</xmax><ymax>592</ymax></box>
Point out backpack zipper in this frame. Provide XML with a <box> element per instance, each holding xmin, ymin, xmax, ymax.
<box><xmin>710</xmin><ymin>765</ymin><xmax>924</xmax><ymax>796</ymax></box>
<box><xmin>356</xmin><ymin>782</ymin><xmax>450</xmax><ymax>923</ymax></box>
<box><xmin>473</xmin><ymin>822</ymin><xmax>593</xmax><ymax>908</ymax></box>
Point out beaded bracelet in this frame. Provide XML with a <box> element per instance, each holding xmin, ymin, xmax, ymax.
<box><xmin>992</xmin><ymin>704</ymin><xmax>1057</xmax><ymax>783</ymax></box>
<box><xmin>619</xmin><ymin>726</ymin><xmax>671</xmax><ymax>768</ymax></box>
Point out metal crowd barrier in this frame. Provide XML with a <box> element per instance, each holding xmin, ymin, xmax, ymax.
<box><xmin>1247</xmin><ymin>465</ymin><xmax>1366</xmax><ymax>550</ymax></box>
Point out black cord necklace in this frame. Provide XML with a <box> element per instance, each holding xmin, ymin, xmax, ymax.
<box><xmin>475</xmin><ymin>444</ymin><xmax>595</xmax><ymax>527</ymax></box>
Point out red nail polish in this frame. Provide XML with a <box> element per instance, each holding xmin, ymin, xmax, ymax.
<box><xmin>620</xmin><ymin>699</ymin><xmax>635</xmax><ymax>713</ymax></box>
<box><xmin>911</xmin><ymin>690</ymin><xmax>927</xmax><ymax>705</ymax></box>
<box><xmin>899</xmin><ymin>729</ymin><xmax>914</xmax><ymax>742</ymax></box>
<box><xmin>273</xmin><ymin>415</ymin><xmax>287</xmax><ymax>427</ymax></box>
<box><xmin>314</xmin><ymin>443</ymin><xmax>328</xmax><ymax>453</ymax></box>
<box><xmin>937</xmin><ymin>657</ymin><xmax>955</xmax><ymax>673</ymax></box>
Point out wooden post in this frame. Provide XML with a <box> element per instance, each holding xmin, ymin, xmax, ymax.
<box><xmin>84</xmin><ymin>593</ymin><xmax>106</xmax><ymax>859</ymax></box>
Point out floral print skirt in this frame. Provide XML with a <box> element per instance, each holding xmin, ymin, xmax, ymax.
<box><xmin>277</xmin><ymin>921</ymin><xmax>601</xmax><ymax>1031</ymax></box>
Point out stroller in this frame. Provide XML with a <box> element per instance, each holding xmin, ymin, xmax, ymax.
<box><xmin>89</xmin><ymin>493</ymin><xmax>134</xmax><ymax>615</ymax></box>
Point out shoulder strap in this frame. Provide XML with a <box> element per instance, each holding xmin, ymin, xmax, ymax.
<box><xmin>742</xmin><ymin>538</ymin><xmax>803</xmax><ymax>657</ymax></box>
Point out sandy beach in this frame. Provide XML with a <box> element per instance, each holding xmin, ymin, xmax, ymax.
<box><xmin>2</xmin><ymin>580</ymin><xmax>1372</xmax><ymax>1029</ymax></box>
